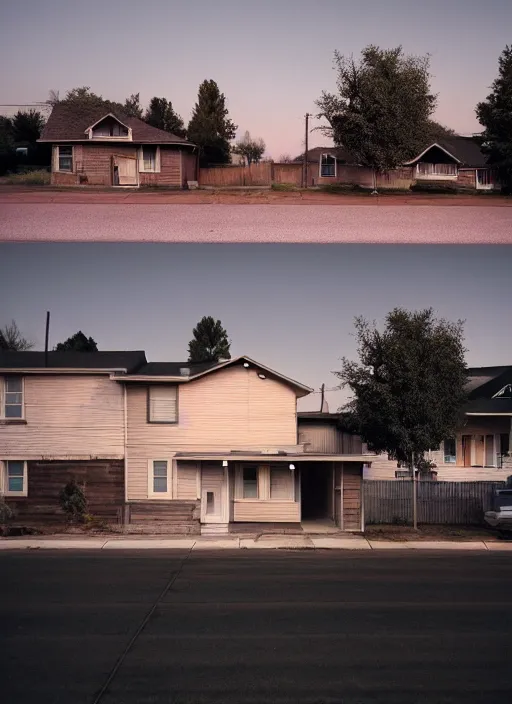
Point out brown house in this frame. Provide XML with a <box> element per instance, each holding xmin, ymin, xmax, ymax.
<box><xmin>38</xmin><ymin>103</ymin><xmax>199</xmax><ymax>188</ymax></box>
<box><xmin>299</xmin><ymin>136</ymin><xmax>498</xmax><ymax>191</ymax></box>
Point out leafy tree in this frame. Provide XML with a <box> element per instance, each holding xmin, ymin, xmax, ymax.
<box><xmin>232</xmin><ymin>131</ymin><xmax>266</xmax><ymax>165</ymax></box>
<box><xmin>49</xmin><ymin>86</ymin><xmax>124</xmax><ymax>113</ymax></box>
<box><xmin>11</xmin><ymin>110</ymin><xmax>45</xmax><ymax>144</ymax></box>
<box><xmin>123</xmin><ymin>93</ymin><xmax>143</xmax><ymax>119</ymax></box>
<box><xmin>316</xmin><ymin>45</ymin><xmax>437</xmax><ymax>173</ymax></box>
<box><xmin>0</xmin><ymin>320</ymin><xmax>34</xmax><ymax>351</ymax></box>
<box><xmin>54</xmin><ymin>331</ymin><xmax>98</xmax><ymax>352</ymax></box>
<box><xmin>187</xmin><ymin>79</ymin><xmax>237</xmax><ymax>166</ymax></box>
<box><xmin>144</xmin><ymin>97</ymin><xmax>186</xmax><ymax>137</ymax></box>
<box><xmin>476</xmin><ymin>45</ymin><xmax>512</xmax><ymax>194</ymax></box>
<box><xmin>336</xmin><ymin>308</ymin><xmax>468</xmax><ymax>473</ymax></box>
<box><xmin>188</xmin><ymin>316</ymin><xmax>231</xmax><ymax>363</ymax></box>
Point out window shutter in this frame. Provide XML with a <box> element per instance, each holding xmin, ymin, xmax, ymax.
<box><xmin>149</xmin><ymin>386</ymin><xmax>178</xmax><ymax>422</ymax></box>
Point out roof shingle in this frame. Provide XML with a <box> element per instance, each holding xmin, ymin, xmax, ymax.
<box><xmin>39</xmin><ymin>103</ymin><xmax>195</xmax><ymax>145</ymax></box>
<box><xmin>0</xmin><ymin>350</ymin><xmax>147</xmax><ymax>372</ymax></box>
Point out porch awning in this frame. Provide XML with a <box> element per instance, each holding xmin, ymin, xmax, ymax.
<box><xmin>174</xmin><ymin>452</ymin><xmax>372</xmax><ymax>464</ymax></box>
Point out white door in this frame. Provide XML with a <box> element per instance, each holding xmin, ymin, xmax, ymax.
<box><xmin>117</xmin><ymin>156</ymin><xmax>138</xmax><ymax>185</ymax></box>
<box><xmin>201</xmin><ymin>463</ymin><xmax>228</xmax><ymax>524</ymax></box>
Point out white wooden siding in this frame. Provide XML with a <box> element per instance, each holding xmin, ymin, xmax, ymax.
<box><xmin>233</xmin><ymin>500</ymin><xmax>300</xmax><ymax>522</ymax></box>
<box><xmin>270</xmin><ymin>466</ymin><xmax>294</xmax><ymax>499</ymax></box>
<box><xmin>0</xmin><ymin>375</ymin><xmax>124</xmax><ymax>459</ymax></box>
<box><xmin>176</xmin><ymin>461</ymin><xmax>199</xmax><ymax>500</ymax></box>
<box><xmin>126</xmin><ymin>366</ymin><xmax>297</xmax><ymax>498</ymax></box>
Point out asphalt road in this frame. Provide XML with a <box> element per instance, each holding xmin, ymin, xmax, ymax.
<box><xmin>1</xmin><ymin>550</ymin><xmax>511</xmax><ymax>704</ymax></box>
<box><xmin>1</xmin><ymin>203</ymin><xmax>512</xmax><ymax>243</ymax></box>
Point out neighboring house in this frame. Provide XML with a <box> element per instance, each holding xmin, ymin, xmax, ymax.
<box><xmin>365</xmin><ymin>366</ymin><xmax>512</xmax><ymax>481</ymax></box>
<box><xmin>298</xmin><ymin>136</ymin><xmax>497</xmax><ymax>190</ymax></box>
<box><xmin>0</xmin><ymin>351</ymin><xmax>370</xmax><ymax>534</ymax></box>
<box><xmin>37</xmin><ymin>103</ymin><xmax>198</xmax><ymax>188</ymax></box>
<box><xmin>403</xmin><ymin>136</ymin><xmax>498</xmax><ymax>190</ymax></box>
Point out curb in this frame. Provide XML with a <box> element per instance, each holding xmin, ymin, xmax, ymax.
<box><xmin>1</xmin><ymin>538</ymin><xmax>511</xmax><ymax>551</ymax></box>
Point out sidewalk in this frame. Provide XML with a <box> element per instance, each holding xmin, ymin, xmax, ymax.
<box><xmin>1</xmin><ymin>534</ymin><xmax>511</xmax><ymax>551</ymax></box>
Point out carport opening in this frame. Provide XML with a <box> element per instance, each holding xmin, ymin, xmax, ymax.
<box><xmin>300</xmin><ymin>464</ymin><xmax>332</xmax><ymax>520</ymax></box>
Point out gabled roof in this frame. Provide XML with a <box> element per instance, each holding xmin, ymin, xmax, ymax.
<box><xmin>0</xmin><ymin>350</ymin><xmax>147</xmax><ymax>372</ymax></box>
<box><xmin>466</xmin><ymin>366</ymin><xmax>512</xmax><ymax>400</ymax></box>
<box><xmin>404</xmin><ymin>136</ymin><xmax>489</xmax><ymax>168</ymax></box>
<box><xmin>114</xmin><ymin>355</ymin><xmax>313</xmax><ymax>397</ymax></box>
<box><xmin>38</xmin><ymin>103</ymin><xmax>195</xmax><ymax>146</ymax></box>
<box><xmin>295</xmin><ymin>146</ymin><xmax>359</xmax><ymax>165</ymax></box>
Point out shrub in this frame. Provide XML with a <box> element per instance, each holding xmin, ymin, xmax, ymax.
<box><xmin>59</xmin><ymin>479</ymin><xmax>87</xmax><ymax>523</ymax></box>
<box><xmin>0</xmin><ymin>498</ymin><xmax>14</xmax><ymax>525</ymax></box>
<box><xmin>4</xmin><ymin>169</ymin><xmax>51</xmax><ymax>185</ymax></box>
<box><xmin>410</xmin><ymin>181</ymin><xmax>465</xmax><ymax>194</ymax></box>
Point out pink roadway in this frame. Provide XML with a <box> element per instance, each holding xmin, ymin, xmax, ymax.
<box><xmin>1</xmin><ymin>203</ymin><xmax>511</xmax><ymax>243</ymax></box>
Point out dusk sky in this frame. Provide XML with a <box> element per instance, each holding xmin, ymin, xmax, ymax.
<box><xmin>0</xmin><ymin>0</ymin><xmax>510</xmax><ymax>158</ymax></box>
<box><xmin>1</xmin><ymin>243</ymin><xmax>511</xmax><ymax>411</ymax></box>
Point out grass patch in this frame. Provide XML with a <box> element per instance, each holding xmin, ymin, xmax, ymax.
<box><xmin>4</xmin><ymin>169</ymin><xmax>51</xmax><ymax>185</ymax></box>
<box><xmin>271</xmin><ymin>182</ymin><xmax>299</xmax><ymax>191</ymax></box>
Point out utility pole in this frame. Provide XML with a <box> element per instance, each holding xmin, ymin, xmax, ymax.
<box><xmin>303</xmin><ymin>113</ymin><xmax>310</xmax><ymax>189</ymax></box>
<box><xmin>411</xmin><ymin>451</ymin><xmax>418</xmax><ymax>529</ymax></box>
<box><xmin>44</xmin><ymin>311</ymin><xmax>50</xmax><ymax>367</ymax></box>
<box><xmin>320</xmin><ymin>383</ymin><xmax>325</xmax><ymax>412</ymax></box>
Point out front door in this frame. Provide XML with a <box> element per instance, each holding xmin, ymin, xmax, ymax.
<box><xmin>200</xmin><ymin>463</ymin><xmax>227</xmax><ymax>524</ymax></box>
<box><xmin>116</xmin><ymin>156</ymin><xmax>138</xmax><ymax>186</ymax></box>
<box><xmin>462</xmin><ymin>435</ymin><xmax>472</xmax><ymax>467</ymax></box>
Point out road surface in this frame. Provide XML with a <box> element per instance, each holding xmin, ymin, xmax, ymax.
<box><xmin>1</xmin><ymin>550</ymin><xmax>511</xmax><ymax>703</ymax></box>
<box><xmin>1</xmin><ymin>202</ymin><xmax>511</xmax><ymax>243</ymax></box>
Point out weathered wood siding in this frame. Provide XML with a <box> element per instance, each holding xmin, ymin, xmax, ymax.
<box><xmin>126</xmin><ymin>365</ymin><xmax>297</xmax><ymax>499</ymax></box>
<box><xmin>298</xmin><ymin>421</ymin><xmax>363</xmax><ymax>454</ymax></box>
<box><xmin>343</xmin><ymin>463</ymin><xmax>363</xmax><ymax>531</ymax></box>
<box><xmin>0</xmin><ymin>375</ymin><xmax>124</xmax><ymax>459</ymax></box>
<box><xmin>125</xmin><ymin>500</ymin><xmax>200</xmax><ymax>534</ymax></box>
<box><xmin>233</xmin><ymin>500</ymin><xmax>300</xmax><ymax>522</ymax></box>
<box><xmin>6</xmin><ymin>460</ymin><xmax>124</xmax><ymax>527</ymax></box>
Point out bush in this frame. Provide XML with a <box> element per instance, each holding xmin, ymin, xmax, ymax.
<box><xmin>59</xmin><ymin>479</ymin><xmax>87</xmax><ymax>523</ymax></box>
<box><xmin>0</xmin><ymin>498</ymin><xmax>14</xmax><ymax>525</ymax></box>
<box><xmin>410</xmin><ymin>181</ymin><xmax>466</xmax><ymax>194</ymax></box>
<box><xmin>4</xmin><ymin>169</ymin><xmax>50</xmax><ymax>185</ymax></box>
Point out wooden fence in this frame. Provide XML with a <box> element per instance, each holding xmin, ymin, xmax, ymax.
<box><xmin>363</xmin><ymin>480</ymin><xmax>506</xmax><ymax>526</ymax></box>
<box><xmin>199</xmin><ymin>162</ymin><xmax>272</xmax><ymax>187</ymax></box>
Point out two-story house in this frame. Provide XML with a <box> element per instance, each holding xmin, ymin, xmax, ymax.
<box><xmin>0</xmin><ymin>351</ymin><xmax>370</xmax><ymax>534</ymax></box>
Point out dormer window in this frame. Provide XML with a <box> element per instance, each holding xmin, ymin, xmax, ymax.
<box><xmin>86</xmin><ymin>114</ymin><xmax>132</xmax><ymax>140</ymax></box>
<box><xmin>320</xmin><ymin>153</ymin><xmax>336</xmax><ymax>178</ymax></box>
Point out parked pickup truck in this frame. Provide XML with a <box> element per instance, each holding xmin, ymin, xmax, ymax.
<box><xmin>484</xmin><ymin>488</ymin><xmax>512</xmax><ymax>534</ymax></box>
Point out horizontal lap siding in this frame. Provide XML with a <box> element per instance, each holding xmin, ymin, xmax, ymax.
<box><xmin>270</xmin><ymin>466</ymin><xmax>294</xmax><ymax>499</ymax></box>
<box><xmin>1</xmin><ymin>375</ymin><xmax>124</xmax><ymax>459</ymax></box>
<box><xmin>177</xmin><ymin>461</ymin><xmax>198</xmax><ymax>500</ymax></box>
<box><xmin>82</xmin><ymin>144</ymin><xmax>137</xmax><ymax>186</ymax></box>
<box><xmin>233</xmin><ymin>500</ymin><xmax>300</xmax><ymax>522</ymax></box>
<box><xmin>343</xmin><ymin>463</ymin><xmax>363</xmax><ymax>531</ymax></box>
<box><xmin>139</xmin><ymin>148</ymin><xmax>181</xmax><ymax>187</ymax></box>
<box><xmin>7</xmin><ymin>460</ymin><xmax>124</xmax><ymax>526</ymax></box>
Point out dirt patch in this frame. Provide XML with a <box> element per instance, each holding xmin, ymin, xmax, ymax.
<box><xmin>364</xmin><ymin>524</ymin><xmax>500</xmax><ymax>542</ymax></box>
<box><xmin>0</xmin><ymin>185</ymin><xmax>511</xmax><ymax>207</ymax></box>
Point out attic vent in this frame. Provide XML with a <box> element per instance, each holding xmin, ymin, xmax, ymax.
<box><xmin>180</xmin><ymin>368</ymin><xmax>190</xmax><ymax>376</ymax></box>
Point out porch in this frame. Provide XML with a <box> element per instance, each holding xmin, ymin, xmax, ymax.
<box><xmin>174</xmin><ymin>452</ymin><xmax>369</xmax><ymax>535</ymax></box>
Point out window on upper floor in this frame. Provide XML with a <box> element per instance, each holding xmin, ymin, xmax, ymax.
<box><xmin>320</xmin><ymin>153</ymin><xmax>336</xmax><ymax>178</ymax></box>
<box><xmin>1</xmin><ymin>376</ymin><xmax>24</xmax><ymax>419</ymax></box>
<box><xmin>1</xmin><ymin>460</ymin><xmax>28</xmax><ymax>496</ymax></box>
<box><xmin>147</xmin><ymin>385</ymin><xmax>178</xmax><ymax>423</ymax></box>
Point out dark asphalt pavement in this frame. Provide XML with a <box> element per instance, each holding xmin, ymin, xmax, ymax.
<box><xmin>1</xmin><ymin>550</ymin><xmax>511</xmax><ymax>704</ymax></box>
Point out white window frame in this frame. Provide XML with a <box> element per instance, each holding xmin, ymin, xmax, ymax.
<box><xmin>147</xmin><ymin>459</ymin><xmax>175</xmax><ymax>498</ymax></box>
<box><xmin>319</xmin><ymin>153</ymin><xmax>336</xmax><ymax>178</ymax></box>
<box><xmin>443</xmin><ymin>438</ymin><xmax>457</xmax><ymax>464</ymax></box>
<box><xmin>147</xmin><ymin>385</ymin><xmax>178</xmax><ymax>424</ymax></box>
<box><xmin>1</xmin><ymin>460</ymin><xmax>28</xmax><ymax>497</ymax></box>
<box><xmin>139</xmin><ymin>146</ymin><xmax>161</xmax><ymax>173</ymax></box>
<box><xmin>0</xmin><ymin>376</ymin><xmax>25</xmax><ymax>420</ymax></box>
<box><xmin>235</xmin><ymin>464</ymin><xmax>294</xmax><ymax>501</ymax></box>
<box><xmin>56</xmin><ymin>145</ymin><xmax>74</xmax><ymax>173</ymax></box>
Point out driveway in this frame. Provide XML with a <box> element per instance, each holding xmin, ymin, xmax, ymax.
<box><xmin>1</xmin><ymin>201</ymin><xmax>512</xmax><ymax>243</ymax></box>
<box><xmin>1</xmin><ymin>550</ymin><xmax>511</xmax><ymax>703</ymax></box>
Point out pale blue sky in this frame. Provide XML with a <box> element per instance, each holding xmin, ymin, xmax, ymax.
<box><xmin>0</xmin><ymin>0</ymin><xmax>510</xmax><ymax>157</ymax></box>
<box><xmin>1</xmin><ymin>243</ymin><xmax>511</xmax><ymax>411</ymax></box>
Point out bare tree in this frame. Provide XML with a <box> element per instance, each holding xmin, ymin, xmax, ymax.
<box><xmin>279</xmin><ymin>154</ymin><xmax>294</xmax><ymax>163</ymax></box>
<box><xmin>0</xmin><ymin>320</ymin><xmax>34</xmax><ymax>351</ymax></box>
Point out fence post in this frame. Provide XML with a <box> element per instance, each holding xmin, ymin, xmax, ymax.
<box><xmin>412</xmin><ymin>452</ymin><xmax>418</xmax><ymax>529</ymax></box>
